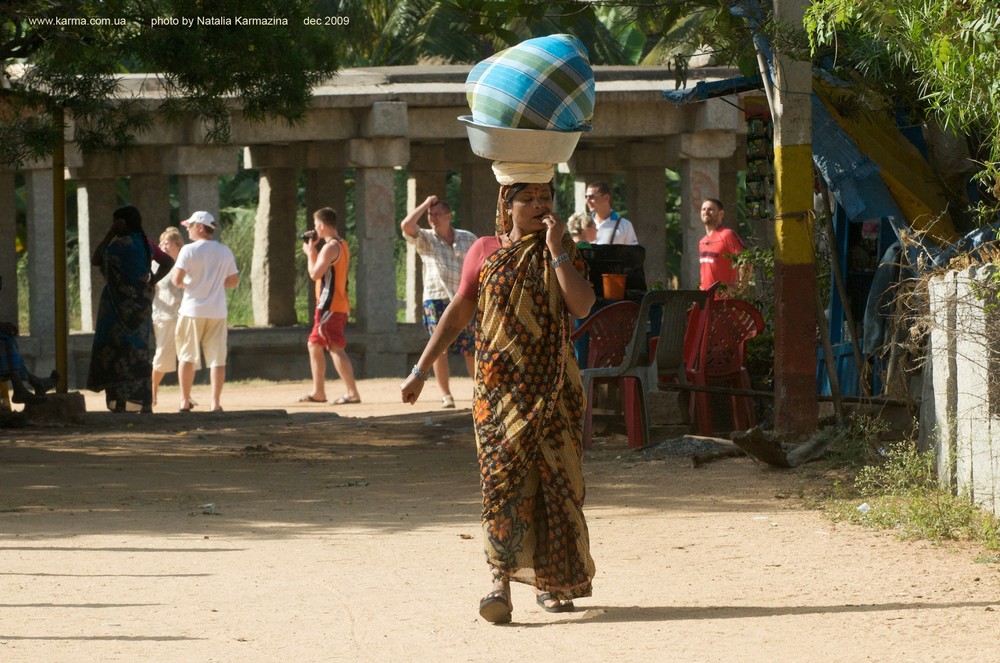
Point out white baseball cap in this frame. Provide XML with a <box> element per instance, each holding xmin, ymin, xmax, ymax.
<box><xmin>181</xmin><ymin>211</ymin><xmax>216</xmax><ymax>228</ymax></box>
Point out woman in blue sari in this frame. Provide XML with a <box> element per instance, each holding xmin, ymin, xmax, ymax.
<box><xmin>86</xmin><ymin>205</ymin><xmax>174</xmax><ymax>412</ymax></box>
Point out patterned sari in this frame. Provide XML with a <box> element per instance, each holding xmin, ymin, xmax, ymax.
<box><xmin>474</xmin><ymin>228</ymin><xmax>595</xmax><ymax>601</ymax></box>
<box><xmin>86</xmin><ymin>232</ymin><xmax>155</xmax><ymax>409</ymax></box>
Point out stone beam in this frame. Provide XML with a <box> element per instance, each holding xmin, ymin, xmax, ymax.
<box><xmin>163</xmin><ymin>145</ymin><xmax>239</xmax><ymax>175</ymax></box>
<box><xmin>226</xmin><ymin>108</ymin><xmax>358</xmax><ymax>145</ymax></box>
<box><xmin>693</xmin><ymin>97</ymin><xmax>743</xmax><ymax>133</ymax></box>
<box><xmin>302</xmin><ymin>142</ymin><xmax>347</xmax><ymax>170</ymax></box>
<box><xmin>244</xmin><ymin>144</ymin><xmax>302</xmax><ymax>170</ymax></box>
<box><xmin>592</xmin><ymin>101</ymin><xmax>687</xmax><ymax>137</ymax></box>
<box><xmin>65</xmin><ymin>146</ymin><xmax>165</xmax><ymax>179</ymax></box>
<box><xmin>670</xmin><ymin>132</ymin><xmax>738</xmax><ymax>161</ymax></box>
<box><xmin>362</xmin><ymin>101</ymin><xmax>408</xmax><ymax>137</ymax></box>
<box><xmin>409</xmin><ymin>107</ymin><xmax>473</xmax><ymax>140</ymax></box>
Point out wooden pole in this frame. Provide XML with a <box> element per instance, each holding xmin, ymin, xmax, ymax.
<box><xmin>52</xmin><ymin>105</ymin><xmax>67</xmax><ymax>392</ymax></box>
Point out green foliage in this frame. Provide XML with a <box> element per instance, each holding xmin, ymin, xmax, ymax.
<box><xmin>1</xmin><ymin>1</ymin><xmax>343</xmax><ymax>166</ymax></box>
<box><xmin>823</xmin><ymin>412</ymin><xmax>890</xmax><ymax>467</ymax></box>
<box><xmin>732</xmin><ymin>244</ymin><xmax>775</xmax><ymax>388</ymax></box>
<box><xmin>805</xmin><ymin>0</ymin><xmax>1000</xmax><ymax>210</ymax></box>
<box><xmin>826</xmin><ymin>435</ymin><xmax>1000</xmax><ymax>550</ymax></box>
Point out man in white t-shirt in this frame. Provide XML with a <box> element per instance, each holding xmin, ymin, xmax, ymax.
<box><xmin>586</xmin><ymin>181</ymin><xmax>639</xmax><ymax>245</ymax></box>
<box><xmin>171</xmin><ymin>211</ymin><xmax>239</xmax><ymax>413</ymax></box>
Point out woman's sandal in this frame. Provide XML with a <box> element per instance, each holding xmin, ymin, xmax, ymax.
<box><xmin>536</xmin><ymin>592</ymin><xmax>574</xmax><ymax>613</ymax></box>
<box><xmin>478</xmin><ymin>589</ymin><xmax>512</xmax><ymax>624</ymax></box>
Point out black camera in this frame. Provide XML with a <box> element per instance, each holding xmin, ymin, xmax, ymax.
<box><xmin>300</xmin><ymin>230</ymin><xmax>318</xmax><ymax>241</ymax></box>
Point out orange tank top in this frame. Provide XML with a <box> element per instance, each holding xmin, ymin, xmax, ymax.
<box><xmin>315</xmin><ymin>239</ymin><xmax>350</xmax><ymax>314</ymax></box>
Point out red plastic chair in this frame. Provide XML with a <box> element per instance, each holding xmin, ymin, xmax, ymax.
<box><xmin>570</xmin><ymin>301</ymin><xmax>640</xmax><ymax>448</ymax></box>
<box><xmin>686</xmin><ymin>299</ymin><xmax>765</xmax><ymax>435</ymax></box>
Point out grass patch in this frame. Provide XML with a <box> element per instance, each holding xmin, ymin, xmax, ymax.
<box><xmin>822</xmin><ymin>424</ymin><xmax>1000</xmax><ymax>550</ymax></box>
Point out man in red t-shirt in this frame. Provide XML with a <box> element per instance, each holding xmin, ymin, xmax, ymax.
<box><xmin>698</xmin><ymin>198</ymin><xmax>747</xmax><ymax>295</ymax></box>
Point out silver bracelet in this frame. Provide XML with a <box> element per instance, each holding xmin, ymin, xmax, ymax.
<box><xmin>551</xmin><ymin>252</ymin><xmax>571</xmax><ymax>269</ymax></box>
<box><xmin>411</xmin><ymin>365</ymin><xmax>430</xmax><ymax>381</ymax></box>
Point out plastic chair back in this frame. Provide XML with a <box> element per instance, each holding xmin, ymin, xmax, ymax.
<box><xmin>571</xmin><ymin>301</ymin><xmax>640</xmax><ymax>369</ymax></box>
<box><xmin>702</xmin><ymin>300</ymin><xmax>764</xmax><ymax>380</ymax></box>
<box><xmin>685</xmin><ymin>298</ymin><xmax>765</xmax><ymax>434</ymax></box>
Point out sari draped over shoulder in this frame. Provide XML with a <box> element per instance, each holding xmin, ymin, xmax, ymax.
<box><xmin>474</xmin><ymin>230</ymin><xmax>595</xmax><ymax>600</ymax></box>
<box><xmin>86</xmin><ymin>231</ymin><xmax>154</xmax><ymax>408</ymax></box>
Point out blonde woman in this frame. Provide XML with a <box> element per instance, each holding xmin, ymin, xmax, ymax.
<box><xmin>150</xmin><ymin>226</ymin><xmax>184</xmax><ymax>407</ymax></box>
<box><xmin>567</xmin><ymin>210</ymin><xmax>597</xmax><ymax>246</ymax></box>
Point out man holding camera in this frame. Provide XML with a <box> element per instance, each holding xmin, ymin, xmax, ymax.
<box><xmin>172</xmin><ymin>211</ymin><xmax>239</xmax><ymax>413</ymax></box>
<box><xmin>299</xmin><ymin>207</ymin><xmax>361</xmax><ymax>405</ymax></box>
<box><xmin>399</xmin><ymin>195</ymin><xmax>476</xmax><ymax>409</ymax></box>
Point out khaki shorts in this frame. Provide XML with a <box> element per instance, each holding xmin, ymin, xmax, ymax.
<box><xmin>152</xmin><ymin>318</ymin><xmax>178</xmax><ymax>372</ymax></box>
<box><xmin>175</xmin><ymin>316</ymin><xmax>227</xmax><ymax>369</ymax></box>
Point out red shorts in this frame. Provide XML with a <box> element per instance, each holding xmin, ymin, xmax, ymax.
<box><xmin>309</xmin><ymin>309</ymin><xmax>347</xmax><ymax>350</ymax></box>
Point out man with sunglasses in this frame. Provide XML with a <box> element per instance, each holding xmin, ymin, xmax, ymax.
<box><xmin>585</xmin><ymin>181</ymin><xmax>639</xmax><ymax>245</ymax></box>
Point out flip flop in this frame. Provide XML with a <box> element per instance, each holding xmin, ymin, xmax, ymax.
<box><xmin>332</xmin><ymin>396</ymin><xmax>361</xmax><ymax>405</ymax></box>
<box><xmin>535</xmin><ymin>592</ymin><xmax>574</xmax><ymax>613</ymax></box>
<box><xmin>479</xmin><ymin>589</ymin><xmax>512</xmax><ymax>624</ymax></box>
<box><xmin>297</xmin><ymin>395</ymin><xmax>326</xmax><ymax>403</ymax></box>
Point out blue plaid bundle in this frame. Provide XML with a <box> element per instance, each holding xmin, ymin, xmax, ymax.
<box><xmin>466</xmin><ymin>34</ymin><xmax>594</xmax><ymax>132</ymax></box>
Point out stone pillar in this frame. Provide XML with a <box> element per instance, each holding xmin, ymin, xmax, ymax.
<box><xmin>348</xmin><ymin>131</ymin><xmax>410</xmax><ymax>377</ymax></box>
<box><xmin>166</xmin><ymin>146</ymin><xmax>238</xmax><ymax>220</ymax></box>
<box><xmin>675</xmin><ymin>130</ymin><xmax>737</xmax><ymax>289</ymax></box>
<box><xmin>130</xmin><ymin>174</ymin><xmax>171</xmax><ymax>233</ymax></box>
<box><xmin>354</xmin><ymin>162</ymin><xmax>401</xmax><ymax>335</ymax></box>
<box><xmin>626</xmin><ymin>167</ymin><xmax>667</xmax><ymax>287</ymax></box>
<box><xmin>0</xmin><ymin>169</ymin><xmax>17</xmax><ymax>323</ymax></box>
<box><xmin>23</xmin><ymin>168</ymin><xmax>55</xmax><ymax>355</ymax></box>
<box><xmin>75</xmin><ymin>178</ymin><xmax>119</xmax><ymax>331</ymax></box>
<box><xmin>625</xmin><ymin>143</ymin><xmax>668</xmax><ymax>288</ymax></box>
<box><xmin>177</xmin><ymin>174</ymin><xmax>220</xmax><ymax>219</ymax></box>
<box><xmin>678</xmin><ymin>156</ymin><xmax>720</xmax><ymax>289</ymax></box>
<box><xmin>251</xmin><ymin>167</ymin><xmax>298</xmax><ymax>326</ymax></box>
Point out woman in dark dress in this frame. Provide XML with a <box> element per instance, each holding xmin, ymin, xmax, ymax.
<box><xmin>86</xmin><ymin>205</ymin><xmax>173</xmax><ymax>412</ymax></box>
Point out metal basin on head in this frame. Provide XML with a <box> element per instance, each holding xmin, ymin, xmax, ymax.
<box><xmin>458</xmin><ymin>115</ymin><xmax>585</xmax><ymax>163</ymax></box>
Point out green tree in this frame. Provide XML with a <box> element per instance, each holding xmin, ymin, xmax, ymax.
<box><xmin>332</xmin><ymin>0</ymin><xmax>712</xmax><ymax>66</ymax></box>
<box><xmin>1</xmin><ymin>0</ymin><xmax>343</xmax><ymax>167</ymax></box>
<box><xmin>805</xmin><ymin>0</ymin><xmax>1000</xmax><ymax>211</ymax></box>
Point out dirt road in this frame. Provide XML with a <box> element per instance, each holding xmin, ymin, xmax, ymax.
<box><xmin>1</xmin><ymin>378</ymin><xmax>998</xmax><ymax>662</ymax></box>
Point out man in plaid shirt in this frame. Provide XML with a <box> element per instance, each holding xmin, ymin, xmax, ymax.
<box><xmin>401</xmin><ymin>195</ymin><xmax>477</xmax><ymax>408</ymax></box>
